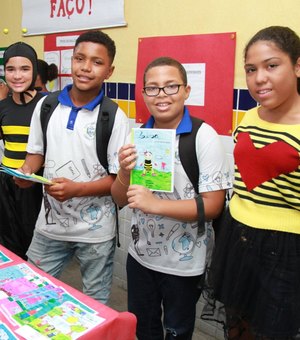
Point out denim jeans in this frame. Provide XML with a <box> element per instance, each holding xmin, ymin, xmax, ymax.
<box><xmin>27</xmin><ymin>231</ymin><xmax>116</xmax><ymax>304</ymax></box>
<box><xmin>127</xmin><ymin>254</ymin><xmax>203</xmax><ymax>340</ymax></box>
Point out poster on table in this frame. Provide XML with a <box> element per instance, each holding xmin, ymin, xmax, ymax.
<box><xmin>135</xmin><ymin>33</ymin><xmax>236</xmax><ymax>136</ymax></box>
<box><xmin>21</xmin><ymin>0</ymin><xmax>126</xmax><ymax>36</ymax></box>
<box><xmin>0</xmin><ymin>263</ymin><xmax>105</xmax><ymax>339</ymax></box>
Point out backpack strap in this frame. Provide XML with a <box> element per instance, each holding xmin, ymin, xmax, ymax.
<box><xmin>178</xmin><ymin>116</ymin><xmax>203</xmax><ymax>195</ymax></box>
<box><xmin>178</xmin><ymin>116</ymin><xmax>205</xmax><ymax>236</ymax></box>
<box><xmin>96</xmin><ymin>96</ymin><xmax>118</xmax><ymax>174</ymax></box>
<box><xmin>95</xmin><ymin>96</ymin><xmax>120</xmax><ymax>246</ymax></box>
<box><xmin>40</xmin><ymin>91</ymin><xmax>60</xmax><ymax>157</ymax></box>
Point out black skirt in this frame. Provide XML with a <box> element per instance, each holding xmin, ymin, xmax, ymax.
<box><xmin>0</xmin><ymin>172</ymin><xmax>43</xmax><ymax>259</ymax></box>
<box><xmin>202</xmin><ymin>209</ymin><xmax>300</xmax><ymax>339</ymax></box>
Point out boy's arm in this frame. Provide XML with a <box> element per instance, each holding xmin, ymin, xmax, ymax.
<box><xmin>14</xmin><ymin>153</ymin><xmax>45</xmax><ymax>188</ymax></box>
<box><xmin>21</xmin><ymin>153</ymin><xmax>45</xmax><ymax>174</ymax></box>
<box><xmin>153</xmin><ymin>189</ymin><xmax>225</xmax><ymax>221</ymax></box>
<box><xmin>126</xmin><ymin>185</ymin><xmax>225</xmax><ymax>222</ymax></box>
<box><xmin>111</xmin><ymin>144</ymin><xmax>136</xmax><ymax>207</ymax></box>
<box><xmin>111</xmin><ymin>168</ymin><xmax>130</xmax><ymax>207</ymax></box>
<box><xmin>45</xmin><ymin>175</ymin><xmax>116</xmax><ymax>202</ymax></box>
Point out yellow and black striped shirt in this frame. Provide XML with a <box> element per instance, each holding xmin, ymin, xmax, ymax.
<box><xmin>230</xmin><ymin>107</ymin><xmax>300</xmax><ymax>234</ymax></box>
<box><xmin>0</xmin><ymin>93</ymin><xmax>44</xmax><ymax>169</ymax></box>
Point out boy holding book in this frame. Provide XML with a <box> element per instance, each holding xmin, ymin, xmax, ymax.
<box><xmin>111</xmin><ymin>56</ymin><xmax>231</xmax><ymax>339</ymax></box>
<box><xmin>16</xmin><ymin>31</ymin><xmax>129</xmax><ymax>304</ymax></box>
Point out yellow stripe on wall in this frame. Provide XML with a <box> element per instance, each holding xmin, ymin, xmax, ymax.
<box><xmin>232</xmin><ymin>110</ymin><xmax>246</xmax><ymax>131</ymax></box>
<box><xmin>117</xmin><ymin>100</ymin><xmax>129</xmax><ymax>116</ymax></box>
<box><xmin>128</xmin><ymin>102</ymin><xmax>136</xmax><ymax>119</ymax></box>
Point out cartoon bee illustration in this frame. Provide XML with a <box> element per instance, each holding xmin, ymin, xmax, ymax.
<box><xmin>142</xmin><ymin>151</ymin><xmax>156</xmax><ymax>176</ymax></box>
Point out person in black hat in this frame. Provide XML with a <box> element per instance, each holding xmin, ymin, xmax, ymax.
<box><xmin>0</xmin><ymin>42</ymin><xmax>44</xmax><ymax>259</ymax></box>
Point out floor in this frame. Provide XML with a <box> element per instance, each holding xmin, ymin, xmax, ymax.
<box><xmin>60</xmin><ymin>258</ymin><xmax>215</xmax><ymax>340</ymax></box>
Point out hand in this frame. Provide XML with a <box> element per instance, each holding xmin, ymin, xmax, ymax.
<box><xmin>14</xmin><ymin>164</ymin><xmax>34</xmax><ymax>188</ymax></box>
<box><xmin>127</xmin><ymin>185</ymin><xmax>158</xmax><ymax>214</ymax></box>
<box><xmin>45</xmin><ymin>177</ymin><xmax>80</xmax><ymax>202</ymax></box>
<box><xmin>118</xmin><ymin>144</ymin><xmax>137</xmax><ymax>176</ymax></box>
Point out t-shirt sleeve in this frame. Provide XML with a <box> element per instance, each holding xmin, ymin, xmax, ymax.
<box><xmin>107</xmin><ymin>107</ymin><xmax>130</xmax><ymax>174</ymax></box>
<box><xmin>196</xmin><ymin>123</ymin><xmax>232</xmax><ymax>193</ymax></box>
<box><xmin>26</xmin><ymin>96</ymin><xmax>47</xmax><ymax>155</ymax></box>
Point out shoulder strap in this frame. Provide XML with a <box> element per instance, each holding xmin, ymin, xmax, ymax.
<box><xmin>178</xmin><ymin>116</ymin><xmax>204</xmax><ymax>195</ymax></box>
<box><xmin>96</xmin><ymin>96</ymin><xmax>118</xmax><ymax>173</ymax></box>
<box><xmin>40</xmin><ymin>91</ymin><xmax>60</xmax><ymax>156</ymax></box>
<box><xmin>179</xmin><ymin>116</ymin><xmax>205</xmax><ymax>237</ymax></box>
<box><xmin>95</xmin><ymin>96</ymin><xmax>119</xmax><ymax>246</ymax></box>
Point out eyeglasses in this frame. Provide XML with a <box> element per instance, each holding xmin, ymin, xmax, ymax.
<box><xmin>143</xmin><ymin>84</ymin><xmax>185</xmax><ymax>97</ymax></box>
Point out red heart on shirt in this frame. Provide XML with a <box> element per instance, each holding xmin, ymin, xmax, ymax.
<box><xmin>234</xmin><ymin>132</ymin><xmax>300</xmax><ymax>191</ymax></box>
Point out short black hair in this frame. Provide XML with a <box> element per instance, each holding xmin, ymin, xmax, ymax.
<box><xmin>143</xmin><ymin>57</ymin><xmax>187</xmax><ymax>86</ymax></box>
<box><xmin>75</xmin><ymin>30</ymin><xmax>116</xmax><ymax>64</ymax></box>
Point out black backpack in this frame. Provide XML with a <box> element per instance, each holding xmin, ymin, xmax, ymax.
<box><xmin>40</xmin><ymin>91</ymin><xmax>121</xmax><ymax>246</ymax></box>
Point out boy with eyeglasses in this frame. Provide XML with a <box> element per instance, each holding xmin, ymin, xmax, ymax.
<box><xmin>111</xmin><ymin>56</ymin><xmax>231</xmax><ymax>340</ymax></box>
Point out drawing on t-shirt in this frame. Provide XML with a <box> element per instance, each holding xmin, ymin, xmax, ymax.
<box><xmin>131</xmin><ymin>224</ymin><xmax>144</xmax><ymax>256</ymax></box>
<box><xmin>172</xmin><ymin>231</ymin><xmax>196</xmax><ymax>261</ymax></box>
<box><xmin>55</xmin><ymin>160</ymin><xmax>80</xmax><ymax>180</ymax></box>
<box><xmin>80</xmin><ymin>203</ymin><xmax>102</xmax><ymax>230</ymax></box>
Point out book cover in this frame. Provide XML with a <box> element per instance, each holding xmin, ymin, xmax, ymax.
<box><xmin>130</xmin><ymin>128</ymin><xmax>175</xmax><ymax>192</ymax></box>
<box><xmin>0</xmin><ymin>166</ymin><xmax>53</xmax><ymax>185</ymax></box>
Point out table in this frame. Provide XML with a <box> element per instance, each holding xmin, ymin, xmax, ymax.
<box><xmin>0</xmin><ymin>245</ymin><xmax>136</xmax><ymax>339</ymax></box>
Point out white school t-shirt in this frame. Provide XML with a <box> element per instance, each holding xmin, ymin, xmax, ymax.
<box><xmin>128</xmin><ymin>123</ymin><xmax>232</xmax><ymax>276</ymax></box>
<box><xmin>27</xmin><ymin>97</ymin><xmax>129</xmax><ymax>243</ymax></box>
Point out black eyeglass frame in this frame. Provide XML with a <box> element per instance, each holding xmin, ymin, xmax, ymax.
<box><xmin>143</xmin><ymin>84</ymin><xmax>186</xmax><ymax>97</ymax></box>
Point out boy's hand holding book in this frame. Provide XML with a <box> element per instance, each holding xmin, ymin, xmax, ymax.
<box><xmin>0</xmin><ymin>165</ymin><xmax>53</xmax><ymax>187</ymax></box>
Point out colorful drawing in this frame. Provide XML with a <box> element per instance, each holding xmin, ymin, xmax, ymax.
<box><xmin>130</xmin><ymin>128</ymin><xmax>175</xmax><ymax>192</ymax></box>
<box><xmin>0</xmin><ymin>264</ymin><xmax>104</xmax><ymax>339</ymax></box>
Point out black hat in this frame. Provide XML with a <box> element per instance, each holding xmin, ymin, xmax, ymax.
<box><xmin>3</xmin><ymin>42</ymin><xmax>38</xmax><ymax>91</ymax></box>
